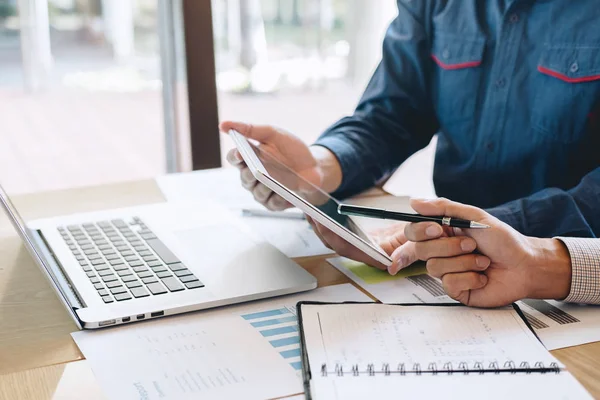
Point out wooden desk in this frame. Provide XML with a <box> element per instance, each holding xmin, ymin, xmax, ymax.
<box><xmin>1</xmin><ymin>180</ymin><xmax>600</xmax><ymax>399</ymax></box>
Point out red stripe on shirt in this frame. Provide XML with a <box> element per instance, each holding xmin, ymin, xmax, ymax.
<box><xmin>538</xmin><ymin>66</ymin><xmax>600</xmax><ymax>83</ymax></box>
<box><xmin>431</xmin><ymin>55</ymin><xmax>481</xmax><ymax>70</ymax></box>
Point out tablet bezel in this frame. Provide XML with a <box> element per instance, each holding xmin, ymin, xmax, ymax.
<box><xmin>229</xmin><ymin>129</ymin><xmax>393</xmax><ymax>267</ymax></box>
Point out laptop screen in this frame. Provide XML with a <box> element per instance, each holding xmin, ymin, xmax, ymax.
<box><xmin>0</xmin><ymin>184</ymin><xmax>82</xmax><ymax>328</ymax></box>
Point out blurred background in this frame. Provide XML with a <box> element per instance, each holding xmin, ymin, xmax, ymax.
<box><xmin>0</xmin><ymin>0</ymin><xmax>433</xmax><ymax>196</ymax></box>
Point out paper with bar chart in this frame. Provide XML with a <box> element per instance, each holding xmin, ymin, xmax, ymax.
<box><xmin>327</xmin><ymin>257</ymin><xmax>458</xmax><ymax>304</ymax></box>
<box><xmin>516</xmin><ymin>299</ymin><xmax>600</xmax><ymax>350</ymax></box>
<box><xmin>72</xmin><ymin>284</ymin><xmax>370</xmax><ymax>400</ymax></box>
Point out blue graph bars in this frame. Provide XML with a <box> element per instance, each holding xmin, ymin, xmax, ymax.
<box><xmin>241</xmin><ymin>306</ymin><xmax>303</xmax><ymax>372</ymax></box>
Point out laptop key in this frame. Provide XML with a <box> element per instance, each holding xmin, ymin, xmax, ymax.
<box><xmin>68</xmin><ymin>245</ymin><xmax>77</xmax><ymax>251</ymax></box>
<box><xmin>156</xmin><ymin>271</ymin><xmax>172</xmax><ymax>279</ymax></box>
<box><xmin>94</xmin><ymin>283</ymin><xmax>104</xmax><ymax>290</ymax></box>
<box><xmin>79</xmin><ymin>260</ymin><xmax>89</xmax><ymax>266</ymax></box>
<box><xmin>115</xmin><ymin>293</ymin><xmax>132</xmax><ymax>302</ymax></box>
<box><xmin>94</xmin><ymin>264</ymin><xmax>110</xmax><ymax>271</ymax></box>
<box><xmin>111</xmin><ymin>219</ymin><xmax>127</xmax><ymax>228</ymax></box>
<box><xmin>101</xmin><ymin>274</ymin><xmax>118</xmax><ymax>283</ymax></box>
<box><xmin>120</xmin><ymin>250</ymin><xmax>134</xmax><ymax>257</ymax></box>
<box><xmin>106</xmin><ymin>281</ymin><xmax>123</xmax><ymax>289</ymax></box>
<box><xmin>98</xmin><ymin>289</ymin><xmax>109</xmax><ymax>296</ymax></box>
<box><xmin>140</xmin><ymin>232</ymin><xmax>157</xmax><ymax>240</ymax></box>
<box><xmin>86</xmin><ymin>271</ymin><xmax>96</xmax><ymax>278</ymax></box>
<box><xmin>131</xmin><ymin>286</ymin><xmax>150</xmax><ymax>298</ymax></box>
<box><xmin>185</xmin><ymin>280</ymin><xmax>205</xmax><ymax>289</ymax></box>
<box><xmin>88</xmin><ymin>253</ymin><xmax>103</xmax><ymax>260</ymax></box>
<box><xmin>102</xmin><ymin>249</ymin><xmax>116</xmax><ymax>255</ymax></box>
<box><xmin>161</xmin><ymin>276</ymin><xmax>184</xmax><ymax>292</ymax></box>
<box><xmin>179</xmin><ymin>274</ymin><xmax>199</xmax><ymax>283</ymax></box>
<box><xmin>126</xmin><ymin>280</ymin><xmax>142</xmax><ymax>289</ymax></box>
<box><xmin>110</xmin><ymin>259</ymin><xmax>124</xmax><ymax>266</ymax></box>
<box><xmin>105</xmin><ymin>254</ymin><xmax>121</xmax><ymax>261</ymax></box>
<box><xmin>113</xmin><ymin>264</ymin><xmax>128</xmax><ymax>271</ymax></box>
<box><xmin>82</xmin><ymin>265</ymin><xmax>93</xmax><ymax>273</ymax></box>
<box><xmin>90</xmin><ymin>276</ymin><xmax>101</xmax><ymax>284</ymax></box>
<box><xmin>145</xmin><ymin>239</ymin><xmax>179</xmax><ymax>264</ymax></box>
<box><xmin>129</xmin><ymin>260</ymin><xmax>144</xmax><ymax>267</ymax></box>
<box><xmin>102</xmin><ymin>296</ymin><xmax>114</xmax><ymax>303</ymax></box>
<box><xmin>117</xmin><ymin>269</ymin><xmax>133</xmax><ymax>277</ymax></box>
<box><xmin>98</xmin><ymin>269</ymin><xmax>114</xmax><ymax>277</ymax></box>
<box><xmin>138</xmin><ymin>271</ymin><xmax>153</xmax><ymax>279</ymax></box>
<box><xmin>99</xmin><ymin>244</ymin><xmax>112</xmax><ymax>251</ymax></box>
<box><xmin>147</xmin><ymin>282</ymin><xmax>167</xmax><ymax>295</ymax></box>
<box><xmin>133</xmin><ymin>266</ymin><xmax>148</xmax><ymax>273</ymax></box>
<box><xmin>150</xmin><ymin>265</ymin><xmax>167</xmax><ymax>273</ymax></box>
<box><xmin>124</xmin><ymin>256</ymin><xmax>139</xmax><ymax>262</ymax></box>
<box><xmin>144</xmin><ymin>256</ymin><xmax>159</xmax><ymax>263</ymax></box>
<box><xmin>174</xmin><ymin>269</ymin><xmax>192</xmax><ymax>277</ymax></box>
<box><xmin>75</xmin><ymin>255</ymin><xmax>85</xmax><ymax>262</ymax></box>
<box><xmin>138</xmin><ymin>250</ymin><xmax>152</xmax><ymax>257</ymax></box>
<box><xmin>122</xmin><ymin>274</ymin><xmax>137</xmax><ymax>282</ymax></box>
<box><xmin>91</xmin><ymin>259</ymin><xmax>106</xmax><ymax>266</ymax></box>
<box><xmin>142</xmin><ymin>276</ymin><xmax>158</xmax><ymax>284</ymax></box>
<box><xmin>110</xmin><ymin>286</ymin><xmax>128</xmax><ymax>295</ymax></box>
<box><xmin>168</xmin><ymin>262</ymin><xmax>186</xmax><ymax>272</ymax></box>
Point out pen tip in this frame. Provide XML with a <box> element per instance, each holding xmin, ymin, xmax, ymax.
<box><xmin>470</xmin><ymin>222</ymin><xmax>491</xmax><ymax>229</ymax></box>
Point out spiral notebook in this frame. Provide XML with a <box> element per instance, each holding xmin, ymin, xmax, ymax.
<box><xmin>297</xmin><ymin>302</ymin><xmax>592</xmax><ymax>400</ymax></box>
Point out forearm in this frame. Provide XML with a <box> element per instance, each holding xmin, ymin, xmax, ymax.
<box><xmin>310</xmin><ymin>145</ymin><xmax>343</xmax><ymax>194</ymax></box>
<box><xmin>527</xmin><ymin>237</ymin><xmax>600</xmax><ymax>304</ymax></box>
<box><xmin>526</xmin><ymin>238</ymin><xmax>572</xmax><ymax>300</ymax></box>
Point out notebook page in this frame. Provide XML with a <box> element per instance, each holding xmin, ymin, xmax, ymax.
<box><xmin>311</xmin><ymin>373</ymin><xmax>592</xmax><ymax>400</ymax></box>
<box><xmin>300</xmin><ymin>304</ymin><xmax>561</xmax><ymax>373</ymax></box>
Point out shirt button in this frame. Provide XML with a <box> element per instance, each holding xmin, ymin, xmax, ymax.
<box><xmin>442</xmin><ymin>49</ymin><xmax>450</xmax><ymax>59</ymax></box>
<box><xmin>570</xmin><ymin>62</ymin><xmax>579</xmax><ymax>73</ymax></box>
<box><xmin>509</xmin><ymin>14</ymin><xmax>519</xmax><ymax>24</ymax></box>
<box><xmin>495</xmin><ymin>78</ymin><xmax>506</xmax><ymax>88</ymax></box>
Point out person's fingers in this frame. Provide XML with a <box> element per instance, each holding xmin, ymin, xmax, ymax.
<box><xmin>240</xmin><ymin>167</ymin><xmax>258</xmax><ymax>190</ymax></box>
<box><xmin>265</xmin><ymin>195</ymin><xmax>293</xmax><ymax>211</ymax></box>
<box><xmin>410</xmin><ymin>197</ymin><xmax>487</xmax><ymax>221</ymax></box>
<box><xmin>306</xmin><ymin>216</ymin><xmax>333</xmax><ymax>250</ymax></box>
<box><xmin>219</xmin><ymin>121</ymin><xmax>276</xmax><ymax>142</ymax></box>
<box><xmin>377</xmin><ymin>230</ymin><xmax>406</xmax><ymax>255</ymax></box>
<box><xmin>413</xmin><ymin>236</ymin><xmax>477</xmax><ymax>261</ymax></box>
<box><xmin>252</xmin><ymin>182</ymin><xmax>274</xmax><ymax>204</ymax></box>
<box><xmin>313</xmin><ymin>221</ymin><xmax>388</xmax><ymax>270</ymax></box>
<box><xmin>442</xmin><ymin>272</ymin><xmax>488</xmax><ymax>304</ymax></box>
<box><xmin>226</xmin><ymin>149</ymin><xmax>245</xmax><ymax>168</ymax></box>
<box><xmin>389</xmin><ymin>241</ymin><xmax>419</xmax><ymax>274</ymax></box>
<box><xmin>404</xmin><ymin>222</ymin><xmax>444</xmax><ymax>242</ymax></box>
<box><xmin>426</xmin><ymin>254</ymin><xmax>491</xmax><ymax>279</ymax></box>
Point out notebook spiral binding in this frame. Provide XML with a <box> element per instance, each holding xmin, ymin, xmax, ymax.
<box><xmin>320</xmin><ymin>361</ymin><xmax>560</xmax><ymax>377</ymax></box>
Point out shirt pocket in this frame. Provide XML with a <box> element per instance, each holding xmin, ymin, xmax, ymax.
<box><xmin>533</xmin><ymin>45</ymin><xmax>600</xmax><ymax>143</ymax></box>
<box><xmin>430</xmin><ymin>33</ymin><xmax>486</xmax><ymax>127</ymax></box>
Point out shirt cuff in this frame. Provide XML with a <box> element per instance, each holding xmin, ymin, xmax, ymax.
<box><xmin>557</xmin><ymin>237</ymin><xmax>600</xmax><ymax>304</ymax></box>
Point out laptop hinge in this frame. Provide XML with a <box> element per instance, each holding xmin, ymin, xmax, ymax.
<box><xmin>34</xmin><ymin>229</ymin><xmax>85</xmax><ymax>311</ymax></box>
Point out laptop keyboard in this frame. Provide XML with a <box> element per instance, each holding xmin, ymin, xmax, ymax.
<box><xmin>57</xmin><ymin>217</ymin><xmax>204</xmax><ymax>304</ymax></box>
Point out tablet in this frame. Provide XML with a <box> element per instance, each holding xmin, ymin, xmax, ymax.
<box><xmin>229</xmin><ymin>129</ymin><xmax>393</xmax><ymax>267</ymax></box>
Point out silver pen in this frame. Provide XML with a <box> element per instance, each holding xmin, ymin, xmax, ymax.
<box><xmin>241</xmin><ymin>208</ymin><xmax>305</xmax><ymax>220</ymax></box>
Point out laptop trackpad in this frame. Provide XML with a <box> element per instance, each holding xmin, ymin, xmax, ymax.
<box><xmin>172</xmin><ymin>224</ymin><xmax>292</xmax><ymax>294</ymax></box>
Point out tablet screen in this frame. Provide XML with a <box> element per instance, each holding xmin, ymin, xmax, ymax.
<box><xmin>247</xmin><ymin>141</ymin><xmax>385</xmax><ymax>254</ymax></box>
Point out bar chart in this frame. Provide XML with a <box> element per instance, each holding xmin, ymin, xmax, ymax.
<box><xmin>241</xmin><ymin>306</ymin><xmax>303</xmax><ymax>372</ymax></box>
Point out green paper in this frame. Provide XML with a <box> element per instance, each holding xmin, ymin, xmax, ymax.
<box><xmin>344</xmin><ymin>260</ymin><xmax>427</xmax><ymax>284</ymax></box>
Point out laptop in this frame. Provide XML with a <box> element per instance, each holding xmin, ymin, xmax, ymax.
<box><xmin>0</xmin><ymin>184</ymin><xmax>317</xmax><ymax>329</ymax></box>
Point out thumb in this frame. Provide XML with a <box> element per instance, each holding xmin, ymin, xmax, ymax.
<box><xmin>410</xmin><ymin>197</ymin><xmax>487</xmax><ymax>221</ymax></box>
<box><xmin>219</xmin><ymin>121</ymin><xmax>276</xmax><ymax>142</ymax></box>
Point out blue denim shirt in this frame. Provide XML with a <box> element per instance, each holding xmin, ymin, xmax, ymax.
<box><xmin>316</xmin><ymin>0</ymin><xmax>600</xmax><ymax>238</ymax></box>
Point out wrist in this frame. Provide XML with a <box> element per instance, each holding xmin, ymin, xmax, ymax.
<box><xmin>526</xmin><ymin>237</ymin><xmax>572</xmax><ymax>300</ymax></box>
<box><xmin>310</xmin><ymin>145</ymin><xmax>343</xmax><ymax>193</ymax></box>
